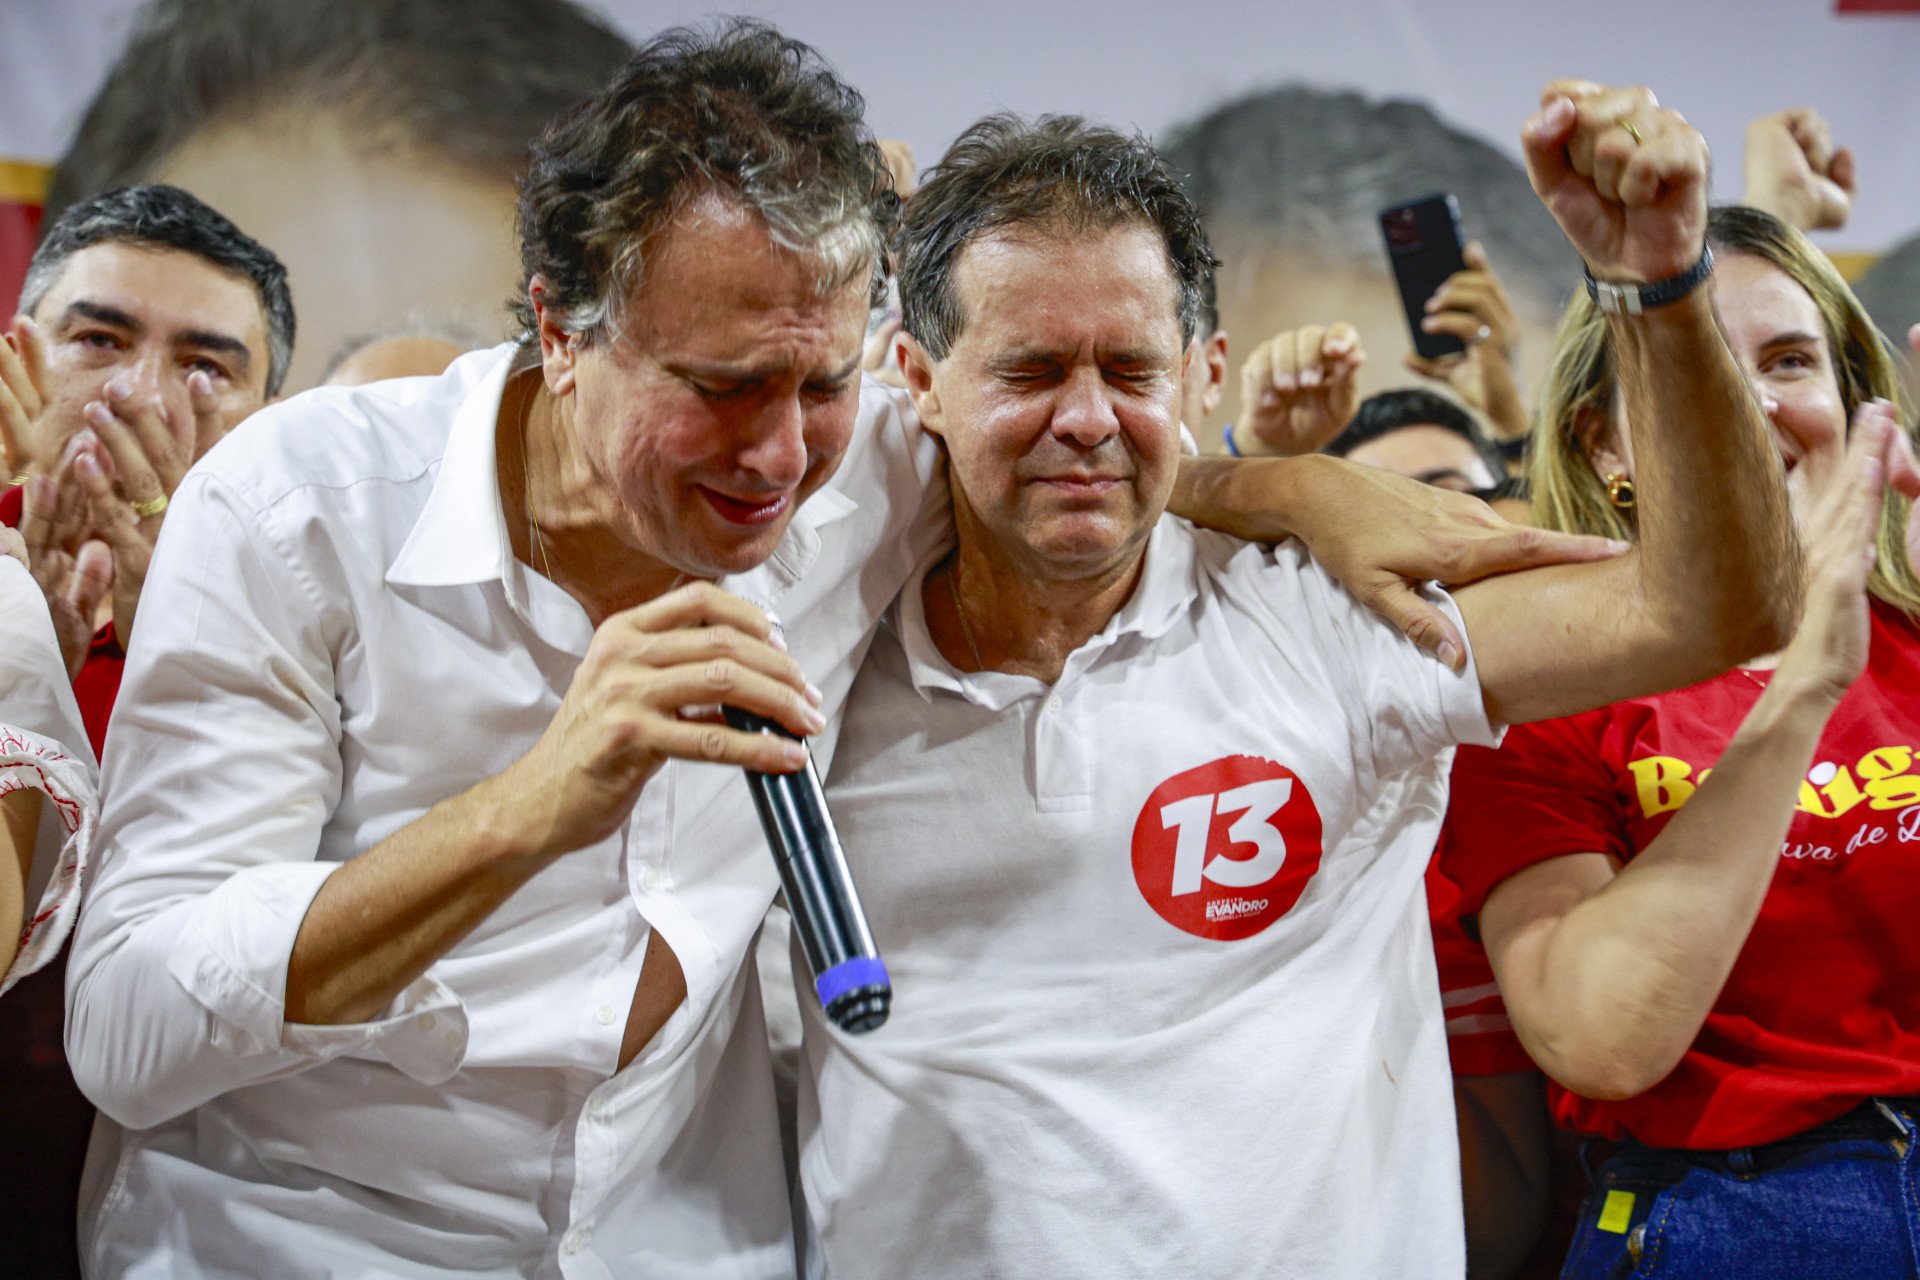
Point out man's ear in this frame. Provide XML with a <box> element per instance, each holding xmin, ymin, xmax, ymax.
<box><xmin>529</xmin><ymin>276</ymin><xmax>579</xmax><ymax>398</ymax></box>
<box><xmin>1200</xmin><ymin>330</ymin><xmax>1229</xmax><ymax>419</ymax></box>
<box><xmin>898</xmin><ymin>332</ymin><xmax>945</xmax><ymax>440</ymax></box>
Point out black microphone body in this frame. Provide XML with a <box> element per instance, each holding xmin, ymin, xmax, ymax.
<box><xmin>723</xmin><ymin>705</ymin><xmax>891</xmax><ymax>1033</ymax></box>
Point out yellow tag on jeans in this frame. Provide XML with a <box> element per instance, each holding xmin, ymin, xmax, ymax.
<box><xmin>1597</xmin><ymin>1189</ymin><xmax>1636</xmax><ymax>1234</ymax></box>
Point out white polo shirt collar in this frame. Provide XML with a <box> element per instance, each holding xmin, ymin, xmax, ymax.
<box><xmin>895</xmin><ymin>516</ymin><xmax>1197</xmax><ymax>707</ymax></box>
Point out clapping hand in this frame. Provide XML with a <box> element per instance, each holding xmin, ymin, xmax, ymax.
<box><xmin>65</xmin><ymin>372</ymin><xmax>228</xmax><ymax>649</ymax></box>
<box><xmin>1235</xmin><ymin>322</ymin><xmax>1366</xmax><ymax>456</ymax></box>
<box><xmin>20</xmin><ymin>455</ymin><xmax>114</xmax><ymax>678</ymax></box>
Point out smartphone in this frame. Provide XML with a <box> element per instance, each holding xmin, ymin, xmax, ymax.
<box><xmin>1379</xmin><ymin>194</ymin><xmax>1469</xmax><ymax>360</ymax></box>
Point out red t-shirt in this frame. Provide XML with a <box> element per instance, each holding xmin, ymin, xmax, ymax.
<box><xmin>1442</xmin><ymin>601</ymin><xmax>1920</xmax><ymax>1148</ymax></box>
<box><xmin>1428</xmin><ymin>851</ymin><xmax>1534</xmax><ymax>1077</ymax></box>
<box><xmin>1</xmin><ymin>482</ymin><xmax>122</xmax><ymax>758</ymax></box>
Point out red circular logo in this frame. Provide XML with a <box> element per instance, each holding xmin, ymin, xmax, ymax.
<box><xmin>1131</xmin><ymin>755</ymin><xmax>1324</xmax><ymax>940</ymax></box>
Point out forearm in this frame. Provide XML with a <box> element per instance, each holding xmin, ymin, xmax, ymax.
<box><xmin>1615</xmin><ymin>289</ymin><xmax>1799</xmax><ymax>657</ymax></box>
<box><xmin>1479</xmin><ymin>363</ymin><xmax>1531</xmax><ymax>444</ymax></box>
<box><xmin>1168</xmin><ymin>453</ymin><xmax>1317</xmax><ymax>542</ymax></box>
<box><xmin>66</xmin><ymin>768</ymin><xmax>554</xmax><ymax>1125</ymax></box>
<box><xmin>285</xmin><ymin>767</ymin><xmax>561</xmax><ymax>1025</ymax></box>
<box><xmin>0</xmin><ymin>788</ymin><xmax>38</xmax><ymax>976</ymax></box>
<box><xmin>1498</xmin><ymin>682</ymin><xmax>1837</xmax><ymax>1098</ymax></box>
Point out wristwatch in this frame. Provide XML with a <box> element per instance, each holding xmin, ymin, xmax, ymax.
<box><xmin>1584</xmin><ymin>245</ymin><xmax>1714</xmax><ymax>317</ymax></box>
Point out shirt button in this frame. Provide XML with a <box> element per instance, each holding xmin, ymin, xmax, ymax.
<box><xmin>595</xmin><ymin>1005</ymin><xmax>617</xmax><ymax>1026</ymax></box>
<box><xmin>640</xmin><ymin>867</ymin><xmax>662</xmax><ymax>892</ymax></box>
<box><xmin>416</xmin><ymin>1013</ymin><xmax>437</xmax><ymax>1031</ymax></box>
<box><xmin>563</xmin><ymin>1227</ymin><xmax>590</xmax><ymax>1255</ymax></box>
<box><xmin>1049</xmin><ymin>697</ymin><xmax>1064</xmax><ymax>712</ymax></box>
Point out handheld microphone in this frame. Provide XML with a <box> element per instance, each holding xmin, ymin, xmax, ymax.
<box><xmin>723</xmin><ymin>704</ymin><xmax>891</xmax><ymax>1034</ymax></box>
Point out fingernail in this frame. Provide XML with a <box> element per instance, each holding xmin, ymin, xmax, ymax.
<box><xmin>1437</xmin><ymin>641</ymin><xmax>1462</xmax><ymax>670</ymax></box>
<box><xmin>1421</xmin><ymin>318</ymin><xmax>1439</xmax><ymax>332</ymax></box>
<box><xmin>803</xmin><ymin>706</ymin><xmax>826</xmax><ymax>733</ymax></box>
<box><xmin>1606</xmin><ymin>539</ymin><xmax>1631</xmax><ymax>554</ymax></box>
<box><xmin>104</xmin><ymin>378</ymin><xmax>130</xmax><ymax>400</ymax></box>
<box><xmin>1273</xmin><ymin>374</ymin><xmax>1296</xmax><ymax>391</ymax></box>
<box><xmin>77</xmin><ymin>452</ymin><xmax>100</xmax><ymax>475</ymax></box>
<box><xmin>767</xmin><ymin>627</ymin><xmax>788</xmax><ymax>652</ymax></box>
<box><xmin>1299</xmin><ymin>369</ymin><xmax>1320</xmax><ymax>387</ymax></box>
<box><xmin>783</xmin><ymin>742</ymin><xmax>809</xmax><ymax>766</ymax></box>
<box><xmin>805</xmin><ymin>680</ymin><xmax>824</xmax><ymax>707</ymax></box>
<box><xmin>85</xmin><ymin>401</ymin><xmax>112</xmax><ymax>427</ymax></box>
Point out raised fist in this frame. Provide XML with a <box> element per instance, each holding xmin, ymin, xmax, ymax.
<box><xmin>1744</xmin><ymin>108</ymin><xmax>1855</xmax><ymax>233</ymax></box>
<box><xmin>1523</xmin><ymin>81</ymin><xmax>1708</xmax><ymax>285</ymax></box>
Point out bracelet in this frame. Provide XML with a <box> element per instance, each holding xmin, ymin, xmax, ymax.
<box><xmin>1584</xmin><ymin>245</ymin><xmax>1714</xmax><ymax>317</ymax></box>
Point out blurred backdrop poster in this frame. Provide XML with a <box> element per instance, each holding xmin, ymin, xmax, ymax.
<box><xmin>0</xmin><ymin>0</ymin><xmax>1916</xmax><ymax>405</ymax></box>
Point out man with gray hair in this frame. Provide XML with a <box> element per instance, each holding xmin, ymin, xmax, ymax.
<box><xmin>2</xmin><ymin>182</ymin><xmax>293</xmax><ymax>732</ymax></box>
<box><xmin>66</xmin><ymin>25</ymin><xmax>908</xmax><ymax>1277</ymax></box>
<box><xmin>61</xmin><ymin>22</ymin><xmax>1591</xmax><ymax>1278</ymax></box>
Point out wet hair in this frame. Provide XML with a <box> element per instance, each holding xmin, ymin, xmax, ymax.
<box><xmin>898</xmin><ymin>113</ymin><xmax>1218</xmax><ymax>360</ymax></box>
<box><xmin>1195</xmin><ymin>259</ymin><xmax>1219</xmax><ymax>341</ymax></box>
<box><xmin>1327</xmin><ymin>387</ymin><xmax>1507</xmax><ymax>481</ymax></box>
<box><xmin>511</xmin><ymin>19</ymin><xmax>893</xmax><ymax>343</ymax></box>
<box><xmin>23</xmin><ymin>183</ymin><xmax>295</xmax><ymax>396</ymax></box>
<box><xmin>43</xmin><ymin>0</ymin><xmax>634</xmax><ymax>223</ymax></box>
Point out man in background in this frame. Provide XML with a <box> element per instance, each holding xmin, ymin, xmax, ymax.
<box><xmin>0</xmin><ymin>179</ymin><xmax>289</xmax><ymax>1280</ymax></box>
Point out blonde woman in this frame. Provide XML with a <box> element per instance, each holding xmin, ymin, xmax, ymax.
<box><xmin>1442</xmin><ymin>205</ymin><xmax>1920</xmax><ymax>1278</ymax></box>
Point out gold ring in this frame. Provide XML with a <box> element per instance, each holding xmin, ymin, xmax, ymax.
<box><xmin>5</xmin><ymin>472</ymin><xmax>26</xmax><ymax>488</ymax></box>
<box><xmin>132</xmin><ymin>493</ymin><xmax>169</xmax><ymax>519</ymax></box>
<box><xmin>1620</xmin><ymin>120</ymin><xmax>1643</xmax><ymax>145</ymax></box>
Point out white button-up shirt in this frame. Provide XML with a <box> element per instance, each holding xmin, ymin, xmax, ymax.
<box><xmin>0</xmin><ymin>556</ymin><xmax>98</xmax><ymax>994</ymax></box>
<box><xmin>803</xmin><ymin>520</ymin><xmax>1498</xmax><ymax>1280</ymax></box>
<box><xmin>66</xmin><ymin>346</ymin><xmax>942</xmax><ymax>1279</ymax></box>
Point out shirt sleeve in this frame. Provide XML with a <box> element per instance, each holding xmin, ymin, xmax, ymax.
<box><xmin>0</xmin><ymin>558</ymin><xmax>100</xmax><ymax>994</ymax></box>
<box><xmin>64</xmin><ymin>470</ymin><xmax>463</xmax><ymax>1132</ymax></box>
<box><xmin>1438</xmin><ymin>710</ymin><xmax>1629</xmax><ymax>919</ymax></box>
<box><xmin>1246</xmin><ymin>546</ymin><xmax>1499</xmax><ymax>779</ymax></box>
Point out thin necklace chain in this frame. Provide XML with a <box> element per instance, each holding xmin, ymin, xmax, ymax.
<box><xmin>522</xmin><ymin>412</ymin><xmax>556</xmax><ymax>583</ymax></box>
<box><xmin>945</xmin><ymin>559</ymin><xmax>986</xmax><ymax>672</ymax></box>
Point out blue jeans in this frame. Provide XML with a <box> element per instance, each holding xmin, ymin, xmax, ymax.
<box><xmin>1560</xmin><ymin>1100</ymin><xmax>1920</xmax><ymax>1279</ymax></box>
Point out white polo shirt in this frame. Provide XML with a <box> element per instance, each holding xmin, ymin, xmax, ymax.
<box><xmin>67</xmin><ymin>345</ymin><xmax>943</xmax><ymax>1279</ymax></box>
<box><xmin>801</xmin><ymin>517</ymin><xmax>1497</xmax><ymax>1280</ymax></box>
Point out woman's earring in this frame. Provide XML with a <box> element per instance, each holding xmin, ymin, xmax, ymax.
<box><xmin>1605</xmin><ymin>472</ymin><xmax>1636</xmax><ymax>510</ymax></box>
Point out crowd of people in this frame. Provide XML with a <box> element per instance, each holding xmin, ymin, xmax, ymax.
<box><xmin>3</xmin><ymin>5</ymin><xmax>1920</xmax><ymax>1280</ymax></box>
